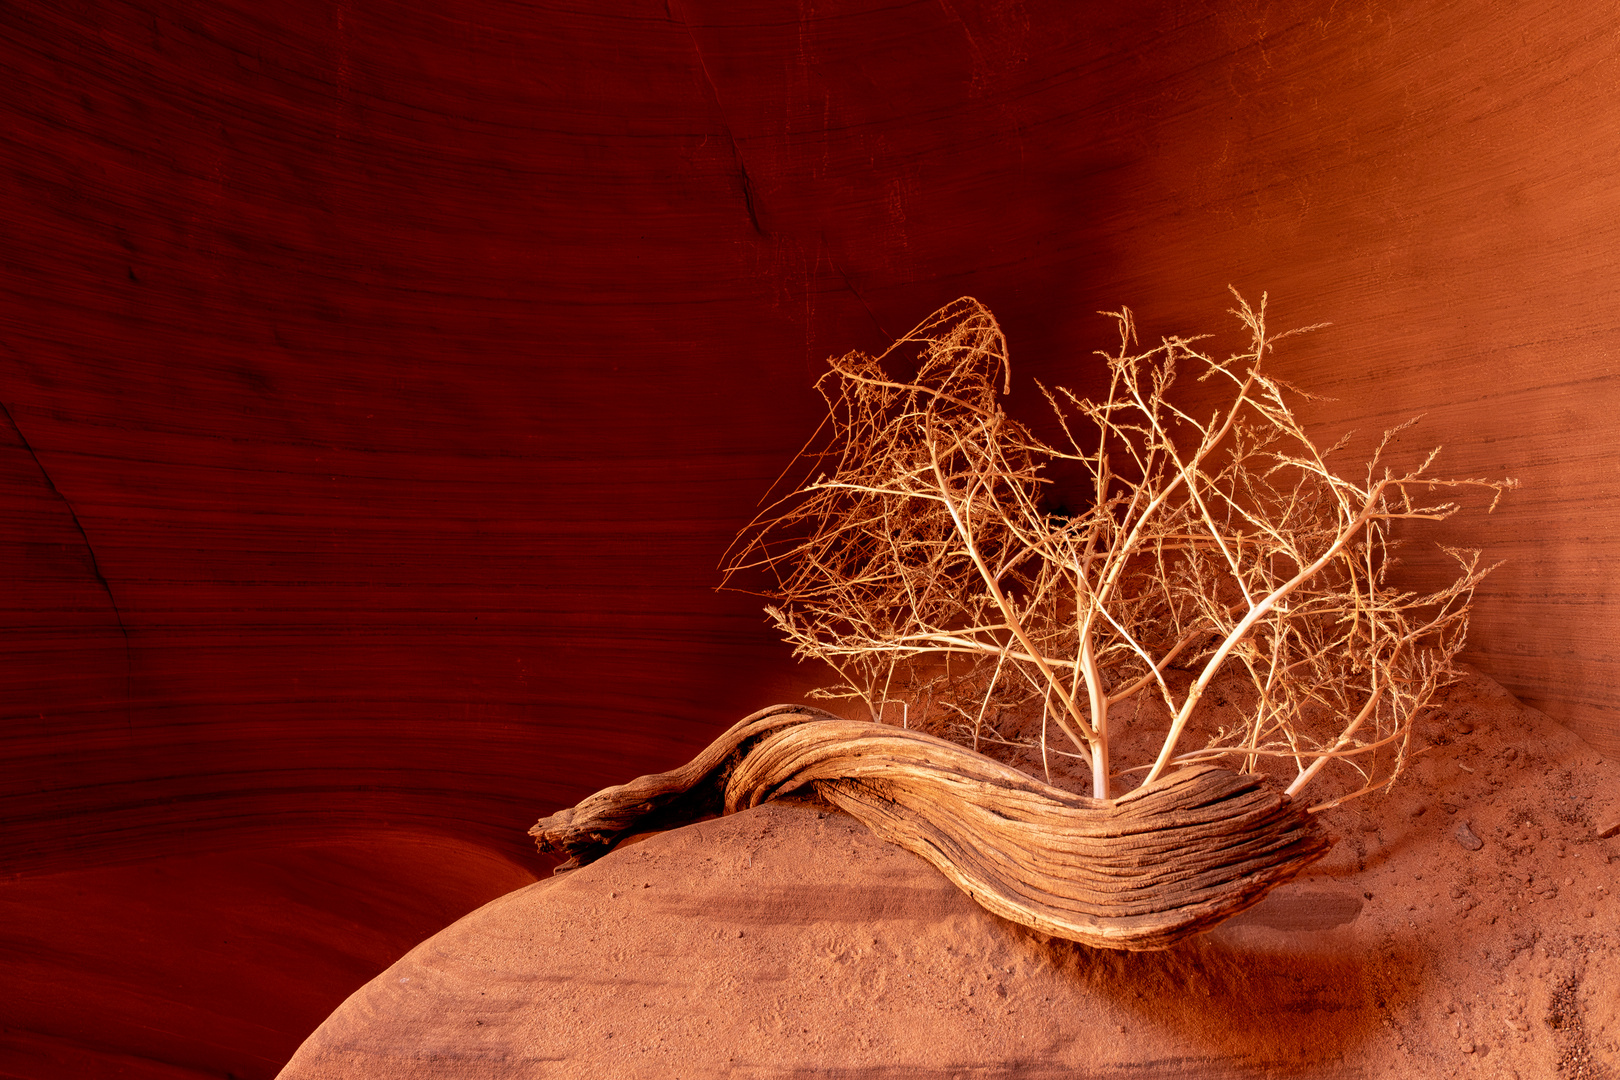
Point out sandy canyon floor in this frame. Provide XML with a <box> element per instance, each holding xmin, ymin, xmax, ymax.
<box><xmin>283</xmin><ymin>668</ymin><xmax>1619</xmax><ymax>1079</ymax></box>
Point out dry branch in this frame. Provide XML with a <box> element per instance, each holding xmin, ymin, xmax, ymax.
<box><xmin>533</xmin><ymin>294</ymin><xmax>1513</xmax><ymax>953</ymax></box>
<box><xmin>532</xmin><ymin>705</ymin><xmax>1329</xmax><ymax>951</ymax></box>
<box><xmin>721</xmin><ymin>293</ymin><xmax>1514</xmax><ymax>807</ymax></box>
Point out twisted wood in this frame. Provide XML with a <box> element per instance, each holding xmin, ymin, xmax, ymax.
<box><xmin>531</xmin><ymin>705</ymin><xmax>1331</xmax><ymax>950</ymax></box>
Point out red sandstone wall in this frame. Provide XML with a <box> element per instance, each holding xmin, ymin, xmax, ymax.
<box><xmin>2</xmin><ymin>1</ymin><xmax>1616</xmax><ymax>1075</ymax></box>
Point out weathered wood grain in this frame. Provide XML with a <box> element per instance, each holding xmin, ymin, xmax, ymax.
<box><xmin>532</xmin><ymin>706</ymin><xmax>1330</xmax><ymax>950</ymax></box>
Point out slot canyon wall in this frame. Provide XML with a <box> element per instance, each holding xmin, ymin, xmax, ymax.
<box><xmin>2</xmin><ymin>1</ymin><xmax>1618</xmax><ymax>1075</ymax></box>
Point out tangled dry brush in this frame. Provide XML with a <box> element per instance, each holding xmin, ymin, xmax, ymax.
<box><xmin>723</xmin><ymin>294</ymin><xmax>1514</xmax><ymax>808</ymax></box>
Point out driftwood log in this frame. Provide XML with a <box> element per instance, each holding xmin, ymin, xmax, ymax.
<box><xmin>531</xmin><ymin>704</ymin><xmax>1332</xmax><ymax>950</ymax></box>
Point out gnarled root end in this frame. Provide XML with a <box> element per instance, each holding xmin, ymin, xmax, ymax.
<box><xmin>530</xmin><ymin>707</ymin><xmax>1331</xmax><ymax>950</ymax></box>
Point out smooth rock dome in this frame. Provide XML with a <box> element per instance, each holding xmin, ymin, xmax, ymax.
<box><xmin>280</xmin><ymin>678</ymin><xmax>1620</xmax><ymax>1078</ymax></box>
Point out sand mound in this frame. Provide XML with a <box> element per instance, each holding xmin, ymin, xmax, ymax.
<box><xmin>281</xmin><ymin>670</ymin><xmax>1619</xmax><ymax>1078</ymax></box>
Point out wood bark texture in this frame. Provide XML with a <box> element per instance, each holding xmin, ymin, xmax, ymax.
<box><xmin>531</xmin><ymin>705</ymin><xmax>1332</xmax><ymax>950</ymax></box>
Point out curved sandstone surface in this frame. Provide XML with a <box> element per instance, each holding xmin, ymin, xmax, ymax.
<box><xmin>0</xmin><ymin>832</ymin><xmax>537</xmax><ymax>1079</ymax></box>
<box><xmin>283</xmin><ymin>678</ymin><xmax>1620</xmax><ymax>1079</ymax></box>
<box><xmin>286</xmin><ymin>799</ymin><xmax>1376</xmax><ymax>1079</ymax></box>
